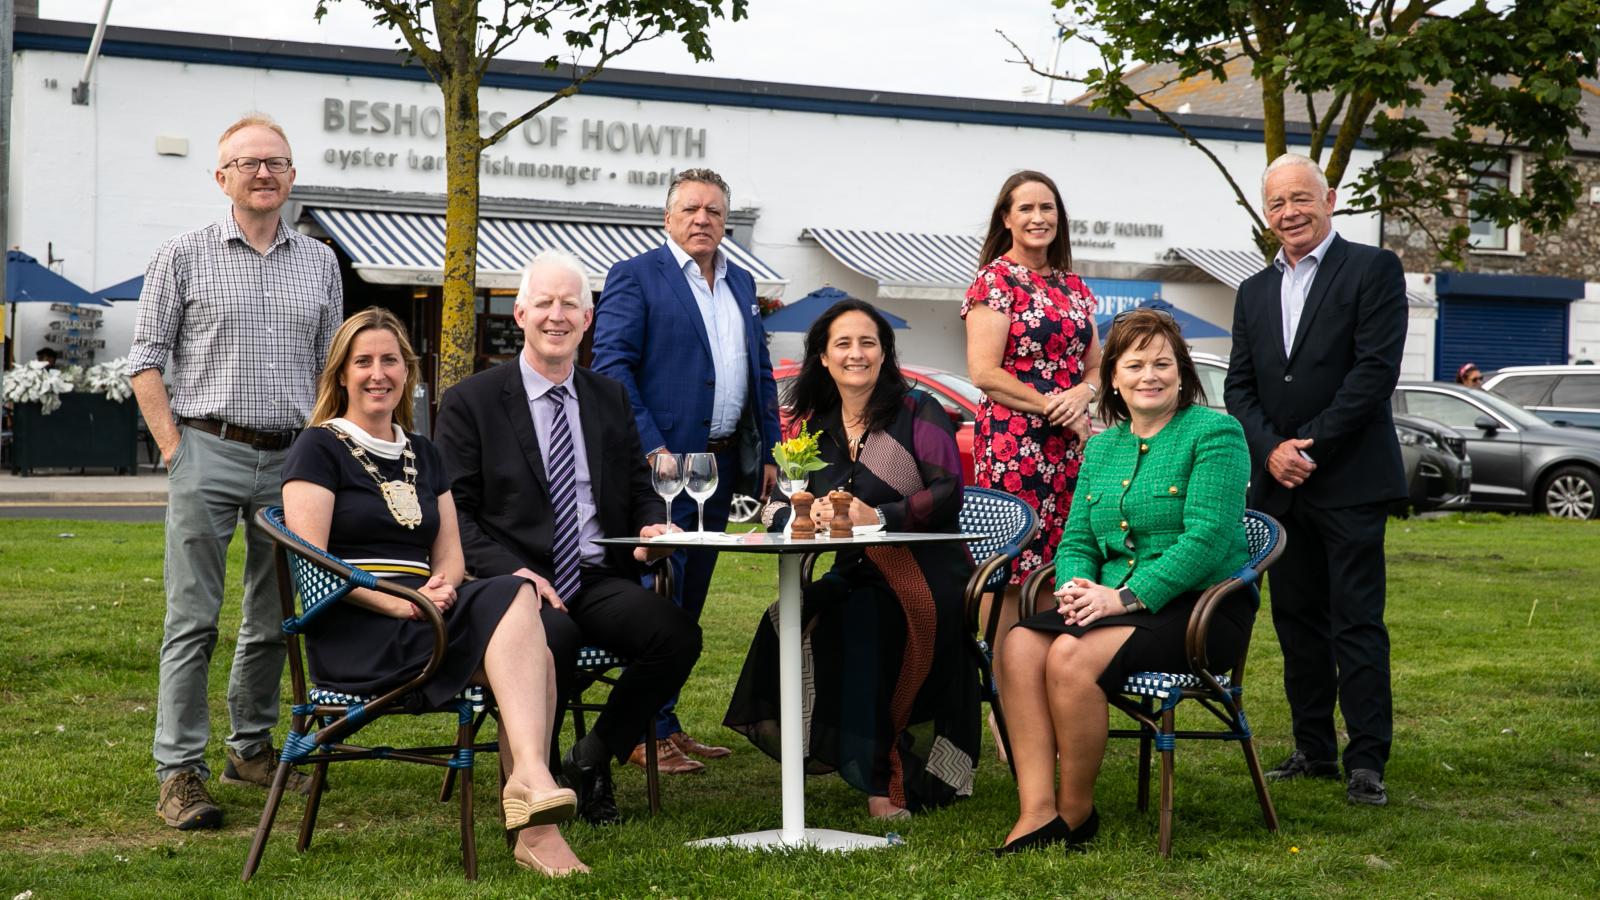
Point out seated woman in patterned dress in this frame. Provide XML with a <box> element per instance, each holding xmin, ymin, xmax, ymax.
<box><xmin>724</xmin><ymin>297</ymin><xmax>978</xmax><ymax>819</ymax></box>
<box><xmin>280</xmin><ymin>307</ymin><xmax>586</xmax><ymax>877</ymax></box>
<box><xmin>994</xmin><ymin>308</ymin><xmax>1251</xmax><ymax>854</ymax></box>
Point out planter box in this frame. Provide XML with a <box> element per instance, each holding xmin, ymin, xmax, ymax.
<box><xmin>11</xmin><ymin>393</ymin><xmax>138</xmax><ymax>475</ymax></box>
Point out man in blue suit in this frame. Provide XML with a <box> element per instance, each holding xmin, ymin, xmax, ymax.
<box><xmin>592</xmin><ymin>168</ymin><xmax>781</xmax><ymax>770</ymax></box>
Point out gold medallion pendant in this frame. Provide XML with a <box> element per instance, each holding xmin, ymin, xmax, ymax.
<box><xmin>381</xmin><ymin>480</ymin><xmax>423</xmax><ymax>529</ymax></box>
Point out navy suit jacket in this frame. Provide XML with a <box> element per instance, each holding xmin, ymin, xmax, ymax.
<box><xmin>433</xmin><ymin>361</ymin><xmax>664</xmax><ymax>581</ymax></box>
<box><xmin>1223</xmin><ymin>234</ymin><xmax>1409</xmax><ymax>514</ymax></box>
<box><xmin>590</xmin><ymin>243</ymin><xmax>781</xmax><ymax>494</ymax></box>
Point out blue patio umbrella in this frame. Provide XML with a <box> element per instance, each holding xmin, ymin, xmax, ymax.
<box><xmin>762</xmin><ymin>286</ymin><xmax>910</xmax><ymax>333</ymax></box>
<box><xmin>4</xmin><ymin>250</ymin><xmax>109</xmax><ymax>306</ymax></box>
<box><xmin>1095</xmin><ymin>297</ymin><xmax>1228</xmax><ymax>340</ymax></box>
<box><xmin>89</xmin><ymin>274</ymin><xmax>145</xmax><ymax>303</ymax></box>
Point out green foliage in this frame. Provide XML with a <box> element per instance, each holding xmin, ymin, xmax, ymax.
<box><xmin>307</xmin><ymin>0</ymin><xmax>746</xmax><ymax>393</ymax></box>
<box><xmin>772</xmin><ymin>420</ymin><xmax>828</xmax><ymax>483</ymax></box>
<box><xmin>1</xmin><ymin>514</ymin><xmax>1598</xmax><ymax>897</ymax></box>
<box><xmin>1055</xmin><ymin>0</ymin><xmax>1600</xmax><ymax>259</ymax></box>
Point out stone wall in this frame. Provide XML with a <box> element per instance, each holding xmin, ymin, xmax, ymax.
<box><xmin>1381</xmin><ymin>155</ymin><xmax>1600</xmax><ymax>282</ymax></box>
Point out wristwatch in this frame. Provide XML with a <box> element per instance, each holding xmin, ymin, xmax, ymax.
<box><xmin>1117</xmin><ymin>586</ymin><xmax>1144</xmax><ymax>614</ymax></box>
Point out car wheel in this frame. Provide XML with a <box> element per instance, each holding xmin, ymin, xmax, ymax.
<box><xmin>1538</xmin><ymin>465</ymin><xmax>1599</xmax><ymax>520</ymax></box>
<box><xmin>728</xmin><ymin>493</ymin><xmax>762</xmax><ymax>524</ymax></box>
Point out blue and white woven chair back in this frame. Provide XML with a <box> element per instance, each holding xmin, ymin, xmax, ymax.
<box><xmin>260</xmin><ymin>505</ymin><xmax>374</xmax><ymax>630</ymax></box>
<box><xmin>1236</xmin><ymin>509</ymin><xmax>1283</xmax><ymax>587</ymax></box>
<box><xmin>958</xmin><ymin>487</ymin><xmax>1040</xmax><ymax>592</ymax></box>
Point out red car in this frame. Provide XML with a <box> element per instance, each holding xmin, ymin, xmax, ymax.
<box><xmin>772</xmin><ymin>360</ymin><xmax>979</xmax><ymax>484</ymax></box>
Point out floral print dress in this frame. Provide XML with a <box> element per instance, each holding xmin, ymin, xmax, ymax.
<box><xmin>959</xmin><ymin>256</ymin><xmax>1098</xmax><ymax>583</ymax></box>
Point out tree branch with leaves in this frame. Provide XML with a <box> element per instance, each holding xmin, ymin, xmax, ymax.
<box><xmin>1014</xmin><ymin>0</ymin><xmax>1599</xmax><ymax>261</ymax></box>
<box><xmin>314</xmin><ymin>0</ymin><xmax>746</xmax><ymax>390</ymax></box>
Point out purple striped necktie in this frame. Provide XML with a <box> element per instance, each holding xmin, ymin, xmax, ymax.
<box><xmin>545</xmin><ymin>385</ymin><xmax>581</xmax><ymax>602</ymax></box>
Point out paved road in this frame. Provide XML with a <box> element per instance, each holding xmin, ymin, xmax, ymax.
<box><xmin>0</xmin><ymin>501</ymin><xmax>167</xmax><ymax>522</ymax></box>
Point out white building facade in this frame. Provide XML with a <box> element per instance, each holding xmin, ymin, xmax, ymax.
<box><xmin>8</xmin><ymin>17</ymin><xmax>1393</xmax><ymax>398</ymax></box>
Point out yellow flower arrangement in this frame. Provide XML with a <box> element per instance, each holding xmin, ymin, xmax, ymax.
<box><xmin>772</xmin><ymin>420</ymin><xmax>827</xmax><ymax>483</ymax></box>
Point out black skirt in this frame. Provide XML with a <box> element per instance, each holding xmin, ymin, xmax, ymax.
<box><xmin>1012</xmin><ymin>588</ymin><xmax>1257</xmax><ymax>696</ymax></box>
<box><xmin>305</xmin><ymin>574</ymin><xmax>524</xmax><ymax>710</ymax></box>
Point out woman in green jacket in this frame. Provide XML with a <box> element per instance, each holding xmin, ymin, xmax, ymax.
<box><xmin>994</xmin><ymin>307</ymin><xmax>1251</xmax><ymax>855</ymax></box>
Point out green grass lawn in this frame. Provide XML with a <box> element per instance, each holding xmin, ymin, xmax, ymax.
<box><xmin>0</xmin><ymin>513</ymin><xmax>1596</xmax><ymax>898</ymax></box>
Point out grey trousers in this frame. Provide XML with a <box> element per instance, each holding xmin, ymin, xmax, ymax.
<box><xmin>152</xmin><ymin>425</ymin><xmax>290</xmax><ymax>782</ymax></box>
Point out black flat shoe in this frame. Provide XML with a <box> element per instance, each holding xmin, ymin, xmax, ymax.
<box><xmin>993</xmin><ymin>816</ymin><xmax>1071</xmax><ymax>857</ymax></box>
<box><xmin>1063</xmin><ymin>807</ymin><xmax>1099</xmax><ymax>850</ymax></box>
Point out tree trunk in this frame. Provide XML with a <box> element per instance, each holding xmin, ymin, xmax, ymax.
<box><xmin>435</xmin><ymin>0</ymin><xmax>483</xmax><ymax>393</ymax></box>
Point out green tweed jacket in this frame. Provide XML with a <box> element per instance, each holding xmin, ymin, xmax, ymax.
<box><xmin>1053</xmin><ymin>404</ymin><xmax>1250</xmax><ymax>612</ymax></box>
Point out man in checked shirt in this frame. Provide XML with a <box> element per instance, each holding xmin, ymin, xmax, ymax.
<box><xmin>130</xmin><ymin>114</ymin><xmax>343</xmax><ymax>831</ymax></box>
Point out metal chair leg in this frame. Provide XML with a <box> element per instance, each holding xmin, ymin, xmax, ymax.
<box><xmin>1240</xmin><ymin>733</ymin><xmax>1279</xmax><ymax>832</ymax></box>
<box><xmin>297</xmin><ymin>758</ymin><xmax>330</xmax><ymax>853</ymax></box>
<box><xmin>1158</xmin><ymin>707</ymin><xmax>1176</xmax><ymax>859</ymax></box>
<box><xmin>645</xmin><ymin>718</ymin><xmax>662</xmax><ymax>815</ymax></box>
<box><xmin>240</xmin><ymin>754</ymin><xmax>294</xmax><ymax>881</ymax></box>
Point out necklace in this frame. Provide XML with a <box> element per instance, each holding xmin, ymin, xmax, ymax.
<box><xmin>325</xmin><ymin>423</ymin><xmax>422</xmax><ymax>529</ymax></box>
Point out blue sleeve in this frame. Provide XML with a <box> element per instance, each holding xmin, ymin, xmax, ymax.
<box><xmin>591</xmin><ymin>260</ymin><xmax>664</xmax><ymax>454</ymax></box>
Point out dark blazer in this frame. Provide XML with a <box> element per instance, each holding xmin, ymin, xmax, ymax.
<box><xmin>1223</xmin><ymin>234</ymin><xmax>1408</xmax><ymax>514</ymax></box>
<box><xmin>590</xmin><ymin>243</ymin><xmax>781</xmax><ymax>494</ymax></box>
<box><xmin>434</xmin><ymin>360</ymin><xmax>666</xmax><ymax>581</ymax></box>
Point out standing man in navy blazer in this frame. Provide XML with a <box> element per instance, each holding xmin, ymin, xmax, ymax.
<box><xmin>1224</xmin><ymin>153</ymin><xmax>1407</xmax><ymax>807</ymax></box>
<box><xmin>592</xmin><ymin>168</ymin><xmax>781</xmax><ymax>769</ymax></box>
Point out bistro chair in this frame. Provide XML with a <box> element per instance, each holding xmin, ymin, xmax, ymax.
<box><xmin>1018</xmin><ymin>509</ymin><xmax>1285</xmax><ymax>857</ymax></box>
<box><xmin>955</xmin><ymin>486</ymin><xmax>1039</xmax><ymax>775</ymax></box>
<box><xmin>563</xmin><ymin>561</ymin><xmax>674</xmax><ymax>816</ymax></box>
<box><xmin>243</xmin><ymin>506</ymin><xmax>500</xmax><ymax>882</ymax></box>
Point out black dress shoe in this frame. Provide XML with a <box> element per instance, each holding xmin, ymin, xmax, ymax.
<box><xmin>1265</xmin><ymin>749</ymin><xmax>1341</xmax><ymax>782</ymax></box>
<box><xmin>1346</xmin><ymin>768</ymin><xmax>1388</xmax><ymax>806</ymax></box>
<box><xmin>993</xmin><ymin>817</ymin><xmax>1071</xmax><ymax>857</ymax></box>
<box><xmin>560</xmin><ymin>748</ymin><xmax>621</xmax><ymax>826</ymax></box>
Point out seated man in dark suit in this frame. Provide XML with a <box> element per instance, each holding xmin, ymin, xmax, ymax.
<box><xmin>435</xmin><ymin>248</ymin><xmax>702</xmax><ymax>825</ymax></box>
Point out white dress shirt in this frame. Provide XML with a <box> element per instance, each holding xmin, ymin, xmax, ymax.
<box><xmin>667</xmin><ymin>239</ymin><xmax>749</xmax><ymax>439</ymax></box>
<box><xmin>1273</xmin><ymin>227</ymin><xmax>1338</xmax><ymax>356</ymax></box>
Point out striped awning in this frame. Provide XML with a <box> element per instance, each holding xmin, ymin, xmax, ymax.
<box><xmin>802</xmin><ymin>228</ymin><xmax>982</xmax><ymax>300</ymax></box>
<box><xmin>1174</xmin><ymin>246</ymin><xmax>1435</xmax><ymax>307</ymax></box>
<box><xmin>307</xmin><ymin>208</ymin><xmax>787</xmax><ymax>297</ymax></box>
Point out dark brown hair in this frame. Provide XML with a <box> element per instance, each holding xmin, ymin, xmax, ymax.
<box><xmin>1096</xmin><ymin>308</ymin><xmax>1204</xmax><ymax>426</ymax></box>
<box><xmin>977</xmin><ymin>170</ymin><xmax>1073</xmax><ymax>273</ymax></box>
<box><xmin>786</xmin><ymin>298</ymin><xmax>907</xmax><ymax>434</ymax></box>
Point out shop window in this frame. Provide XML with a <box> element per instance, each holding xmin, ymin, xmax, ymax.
<box><xmin>1467</xmin><ymin>155</ymin><xmax>1521</xmax><ymax>254</ymax></box>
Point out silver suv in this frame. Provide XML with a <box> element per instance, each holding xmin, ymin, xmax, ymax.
<box><xmin>1482</xmin><ymin>365</ymin><xmax>1600</xmax><ymax>431</ymax></box>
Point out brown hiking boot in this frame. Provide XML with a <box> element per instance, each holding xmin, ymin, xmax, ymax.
<box><xmin>222</xmin><ymin>745</ymin><xmax>312</xmax><ymax>795</ymax></box>
<box><xmin>157</xmin><ymin>771</ymin><xmax>222</xmax><ymax>830</ymax></box>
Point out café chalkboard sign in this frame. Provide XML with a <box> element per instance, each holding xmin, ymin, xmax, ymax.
<box><xmin>482</xmin><ymin>316</ymin><xmax>522</xmax><ymax>357</ymax></box>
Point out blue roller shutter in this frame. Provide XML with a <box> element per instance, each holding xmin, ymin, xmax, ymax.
<box><xmin>1435</xmin><ymin>296</ymin><xmax>1569</xmax><ymax>380</ymax></box>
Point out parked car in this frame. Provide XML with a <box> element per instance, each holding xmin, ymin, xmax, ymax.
<box><xmin>1187</xmin><ymin>353</ymin><xmax>1471</xmax><ymax>514</ymax></box>
<box><xmin>728</xmin><ymin>362</ymin><xmax>981</xmax><ymax>522</ymax></box>
<box><xmin>1482</xmin><ymin>365</ymin><xmax>1600</xmax><ymax>430</ymax></box>
<box><xmin>1392</xmin><ymin>414</ymin><xmax>1473</xmax><ymax>515</ymax></box>
<box><xmin>1392</xmin><ymin>382</ymin><xmax>1600</xmax><ymax>520</ymax></box>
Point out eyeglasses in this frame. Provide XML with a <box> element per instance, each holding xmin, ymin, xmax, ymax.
<box><xmin>222</xmin><ymin>156</ymin><xmax>292</xmax><ymax>174</ymax></box>
<box><xmin>1465</xmin><ymin>374</ymin><xmax>1483</xmax><ymax>386</ymax></box>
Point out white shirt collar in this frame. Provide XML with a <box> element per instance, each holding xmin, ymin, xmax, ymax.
<box><xmin>1273</xmin><ymin>227</ymin><xmax>1338</xmax><ymax>273</ymax></box>
<box><xmin>327</xmin><ymin>417</ymin><xmax>407</xmax><ymax>460</ymax></box>
<box><xmin>518</xmin><ymin>352</ymin><xmax>577</xmax><ymax>403</ymax></box>
<box><xmin>666</xmin><ymin>238</ymin><xmax>727</xmax><ymax>282</ymax></box>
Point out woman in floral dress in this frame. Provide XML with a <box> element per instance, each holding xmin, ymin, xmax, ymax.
<box><xmin>961</xmin><ymin>170</ymin><xmax>1101</xmax><ymax>755</ymax></box>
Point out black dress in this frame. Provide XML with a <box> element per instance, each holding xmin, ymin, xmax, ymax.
<box><xmin>724</xmin><ymin>392</ymin><xmax>979</xmax><ymax>812</ymax></box>
<box><xmin>280</xmin><ymin>426</ymin><xmax>524</xmax><ymax>709</ymax></box>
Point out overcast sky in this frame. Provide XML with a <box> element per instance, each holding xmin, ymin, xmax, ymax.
<box><xmin>39</xmin><ymin>0</ymin><xmax>1099</xmax><ymax>103</ymax></box>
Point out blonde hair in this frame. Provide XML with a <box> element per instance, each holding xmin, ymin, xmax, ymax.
<box><xmin>217</xmin><ymin>114</ymin><xmax>291</xmax><ymax>166</ymax></box>
<box><xmin>309</xmin><ymin>308</ymin><xmax>420</xmax><ymax>431</ymax></box>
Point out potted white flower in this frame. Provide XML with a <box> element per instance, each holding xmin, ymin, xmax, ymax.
<box><xmin>4</xmin><ymin>357</ymin><xmax>138</xmax><ymax>475</ymax></box>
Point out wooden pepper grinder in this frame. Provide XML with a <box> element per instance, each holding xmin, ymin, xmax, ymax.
<box><xmin>828</xmin><ymin>489</ymin><xmax>854</xmax><ymax>538</ymax></box>
<box><xmin>789</xmin><ymin>490</ymin><xmax>816</xmax><ymax>540</ymax></box>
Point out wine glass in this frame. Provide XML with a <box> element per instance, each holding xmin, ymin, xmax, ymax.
<box><xmin>683</xmin><ymin>452</ymin><xmax>719</xmax><ymax>535</ymax></box>
<box><xmin>650</xmin><ymin>452</ymin><xmax>685</xmax><ymax>522</ymax></box>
